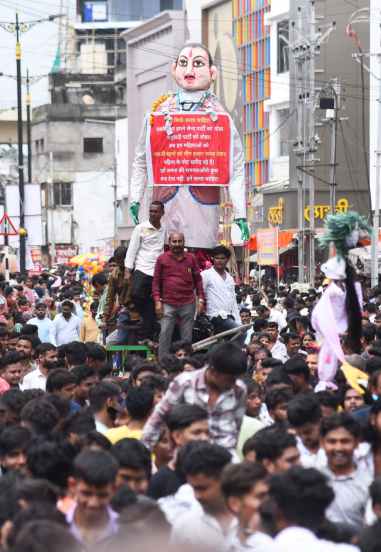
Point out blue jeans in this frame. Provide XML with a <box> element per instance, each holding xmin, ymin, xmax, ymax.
<box><xmin>159</xmin><ymin>302</ymin><xmax>196</xmax><ymax>360</ymax></box>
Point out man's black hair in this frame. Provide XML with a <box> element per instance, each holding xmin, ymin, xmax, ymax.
<box><xmin>181</xmin><ymin>442</ymin><xmax>231</xmax><ymax>478</ymax></box>
<box><xmin>1</xmin><ymin>351</ymin><xmax>25</xmax><ymax>369</ymax></box>
<box><xmin>245</xmin><ymin>426</ymin><xmax>297</xmax><ymax>462</ymax></box>
<box><xmin>82</xmin><ymin>430</ymin><xmax>112</xmax><ymax>450</ymax></box>
<box><xmin>0</xmin><ymin>425</ymin><xmax>31</xmax><ymax>456</ymax></box>
<box><xmin>165</xmin><ymin>404</ymin><xmax>208</xmax><ymax>432</ymax></box>
<box><xmin>71</xmin><ymin>364</ymin><xmax>96</xmax><ymax>385</ymax></box>
<box><xmin>46</xmin><ymin>369</ymin><xmax>76</xmax><ymax>393</ymax></box>
<box><xmin>268</xmin><ymin>466</ymin><xmax>334</xmax><ymax>530</ymax></box>
<box><xmin>151</xmin><ymin>200</ymin><xmax>165</xmax><ymax>211</ymax></box>
<box><xmin>221</xmin><ymin>461</ymin><xmax>267</xmax><ymax>499</ymax></box>
<box><xmin>0</xmin><ymin>389</ymin><xmax>29</xmax><ymax>421</ymax></box>
<box><xmin>73</xmin><ymin>449</ymin><xmax>118</xmax><ymax>486</ymax></box>
<box><xmin>131</xmin><ymin>363</ymin><xmax>160</xmax><ymax>383</ymax></box>
<box><xmin>91</xmin><ymin>272</ymin><xmax>108</xmax><ymax>287</ymax></box>
<box><xmin>0</xmin><ymin>472</ymin><xmax>22</xmax><ymax>527</ymax></box>
<box><xmin>283</xmin><ymin>332</ymin><xmax>300</xmax><ymax>344</ymax></box>
<box><xmin>61</xmin><ymin>300</ymin><xmax>74</xmax><ymax>309</ymax></box>
<box><xmin>111</xmin><ymin>438</ymin><xmax>151</xmax><ymax>479</ymax></box>
<box><xmin>208</xmin><ymin>342</ymin><xmax>247</xmax><ymax>376</ymax></box>
<box><xmin>284</xmin><ymin>357</ymin><xmax>310</xmax><ymax>379</ymax></box>
<box><xmin>320</xmin><ymin>412</ymin><xmax>361</xmax><ymax>439</ymax></box>
<box><xmin>58</xmin><ymin>410</ymin><xmax>96</xmax><ymax>438</ymax></box>
<box><xmin>27</xmin><ymin>438</ymin><xmax>76</xmax><ymax>489</ymax></box>
<box><xmin>159</xmin><ymin>354</ymin><xmax>182</xmax><ymax>375</ymax></box>
<box><xmin>212</xmin><ymin>245</ymin><xmax>231</xmax><ymax>259</ymax></box>
<box><xmin>125</xmin><ymin>386</ymin><xmax>154</xmax><ymax>421</ymax></box>
<box><xmin>12</xmin><ymin>520</ymin><xmax>83</xmax><ymax>552</ymax></box>
<box><xmin>142</xmin><ymin>374</ymin><xmax>169</xmax><ymax>393</ymax></box>
<box><xmin>265</xmin><ymin>387</ymin><xmax>294</xmax><ymax>411</ymax></box>
<box><xmin>35</xmin><ymin>343</ymin><xmax>57</xmax><ymax>356</ymax></box>
<box><xmin>85</xmin><ymin>342</ymin><xmax>107</xmax><ymax>361</ymax></box>
<box><xmin>64</xmin><ymin>342</ymin><xmax>87</xmax><ymax>366</ymax></box>
<box><xmin>113</xmin><ymin>246</ymin><xmax>127</xmax><ymax>262</ymax></box>
<box><xmin>170</xmin><ymin>340</ymin><xmax>193</xmax><ymax>355</ymax></box>
<box><xmin>21</xmin><ymin>399</ymin><xmax>60</xmax><ymax>436</ymax></box>
<box><xmin>287</xmin><ymin>393</ymin><xmax>321</xmax><ymax>428</ymax></box>
<box><xmin>265</xmin><ymin>367</ymin><xmax>292</xmax><ymax>388</ymax></box>
<box><xmin>44</xmin><ymin>395</ymin><xmax>70</xmax><ymax>419</ymax></box>
<box><xmin>7</xmin><ymin>503</ymin><xmax>67</xmax><ymax>549</ymax></box>
<box><xmin>21</xmin><ymin>324</ymin><xmax>38</xmax><ymax>335</ymax></box>
<box><xmin>15</xmin><ymin>477</ymin><xmax>59</xmax><ymax>506</ymax></box>
<box><xmin>88</xmin><ymin>382</ymin><xmax>120</xmax><ymax>412</ymax></box>
<box><xmin>315</xmin><ymin>390</ymin><xmax>340</xmax><ymax>411</ymax></box>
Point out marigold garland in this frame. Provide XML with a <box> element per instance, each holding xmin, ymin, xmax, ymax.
<box><xmin>150</xmin><ymin>93</ymin><xmax>171</xmax><ymax>125</ymax></box>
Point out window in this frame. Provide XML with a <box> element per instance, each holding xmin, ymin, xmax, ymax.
<box><xmin>54</xmin><ymin>182</ymin><xmax>72</xmax><ymax>206</ymax></box>
<box><xmin>277</xmin><ymin>20</ymin><xmax>289</xmax><ymax>74</ymax></box>
<box><xmin>83</xmin><ymin>137</ymin><xmax>103</xmax><ymax>154</ymax></box>
<box><xmin>278</xmin><ymin>108</ymin><xmax>290</xmax><ymax>156</ymax></box>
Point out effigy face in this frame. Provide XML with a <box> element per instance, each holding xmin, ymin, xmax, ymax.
<box><xmin>172</xmin><ymin>46</ymin><xmax>217</xmax><ymax>92</ymax></box>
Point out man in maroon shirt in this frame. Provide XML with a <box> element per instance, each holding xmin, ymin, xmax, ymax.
<box><xmin>152</xmin><ymin>232</ymin><xmax>205</xmax><ymax>359</ymax></box>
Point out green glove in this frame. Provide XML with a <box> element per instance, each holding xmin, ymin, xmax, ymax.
<box><xmin>235</xmin><ymin>218</ymin><xmax>250</xmax><ymax>242</ymax></box>
<box><xmin>129</xmin><ymin>202</ymin><xmax>140</xmax><ymax>225</ymax></box>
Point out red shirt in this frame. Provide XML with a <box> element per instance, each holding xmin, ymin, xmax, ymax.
<box><xmin>152</xmin><ymin>251</ymin><xmax>205</xmax><ymax>306</ymax></box>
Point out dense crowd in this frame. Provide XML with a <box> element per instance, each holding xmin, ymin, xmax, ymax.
<box><xmin>0</xmin><ymin>204</ymin><xmax>379</xmax><ymax>552</ymax></box>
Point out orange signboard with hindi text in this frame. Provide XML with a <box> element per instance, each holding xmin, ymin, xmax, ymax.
<box><xmin>147</xmin><ymin>112</ymin><xmax>232</xmax><ymax>187</ymax></box>
<box><xmin>257</xmin><ymin>228</ymin><xmax>279</xmax><ymax>266</ymax></box>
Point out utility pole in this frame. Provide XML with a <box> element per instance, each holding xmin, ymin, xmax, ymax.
<box><xmin>15</xmin><ymin>13</ymin><xmax>26</xmax><ymax>274</ymax></box>
<box><xmin>371</xmin><ymin>56</ymin><xmax>381</xmax><ymax>288</ymax></box>
<box><xmin>0</xmin><ymin>12</ymin><xmax>63</xmax><ymax>274</ymax></box>
<box><xmin>26</xmin><ymin>68</ymin><xmax>32</xmax><ymax>183</ymax></box>
<box><xmin>290</xmin><ymin>0</ymin><xmax>335</xmax><ymax>284</ymax></box>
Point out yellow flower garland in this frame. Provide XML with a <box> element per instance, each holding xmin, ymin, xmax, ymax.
<box><xmin>150</xmin><ymin>93</ymin><xmax>171</xmax><ymax>125</ymax></box>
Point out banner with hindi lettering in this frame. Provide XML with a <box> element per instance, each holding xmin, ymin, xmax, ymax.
<box><xmin>257</xmin><ymin>228</ymin><xmax>279</xmax><ymax>266</ymax></box>
<box><xmin>146</xmin><ymin>112</ymin><xmax>232</xmax><ymax>187</ymax></box>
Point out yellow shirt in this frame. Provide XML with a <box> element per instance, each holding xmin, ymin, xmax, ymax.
<box><xmin>105</xmin><ymin>425</ymin><xmax>143</xmax><ymax>444</ymax></box>
<box><xmin>80</xmin><ymin>314</ymin><xmax>99</xmax><ymax>343</ymax></box>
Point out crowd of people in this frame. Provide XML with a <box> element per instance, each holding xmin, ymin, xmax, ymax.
<box><xmin>0</xmin><ymin>202</ymin><xmax>379</xmax><ymax>551</ymax></box>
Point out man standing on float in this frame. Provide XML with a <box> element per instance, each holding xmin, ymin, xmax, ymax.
<box><xmin>129</xmin><ymin>42</ymin><xmax>249</xmax><ymax>249</ymax></box>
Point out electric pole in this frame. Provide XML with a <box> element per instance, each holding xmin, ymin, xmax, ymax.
<box><xmin>15</xmin><ymin>13</ymin><xmax>26</xmax><ymax>274</ymax></box>
<box><xmin>0</xmin><ymin>12</ymin><xmax>63</xmax><ymax>274</ymax></box>
<box><xmin>290</xmin><ymin>0</ymin><xmax>335</xmax><ymax>284</ymax></box>
<box><xmin>26</xmin><ymin>68</ymin><xmax>32</xmax><ymax>183</ymax></box>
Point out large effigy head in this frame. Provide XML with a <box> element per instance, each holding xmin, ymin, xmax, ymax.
<box><xmin>172</xmin><ymin>42</ymin><xmax>218</xmax><ymax>92</ymax></box>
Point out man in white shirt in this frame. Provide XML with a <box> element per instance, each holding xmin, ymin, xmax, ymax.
<box><xmin>52</xmin><ymin>300</ymin><xmax>81</xmax><ymax>346</ymax></box>
<box><xmin>125</xmin><ymin>201</ymin><xmax>165</xmax><ymax>340</ymax></box>
<box><xmin>21</xmin><ymin>343</ymin><xmax>58</xmax><ymax>391</ymax></box>
<box><xmin>221</xmin><ymin>461</ymin><xmax>276</xmax><ymax>551</ymax></box>
<box><xmin>170</xmin><ymin>442</ymin><xmax>236</xmax><ymax>551</ymax></box>
<box><xmin>201</xmin><ymin>245</ymin><xmax>240</xmax><ymax>334</ymax></box>
<box><xmin>268</xmin><ymin>466</ymin><xmax>359</xmax><ymax>551</ymax></box>
<box><xmin>267</xmin><ymin>321</ymin><xmax>288</xmax><ymax>363</ymax></box>
<box><xmin>27</xmin><ymin>302</ymin><xmax>55</xmax><ymax>345</ymax></box>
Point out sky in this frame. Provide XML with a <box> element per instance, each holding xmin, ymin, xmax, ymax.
<box><xmin>0</xmin><ymin>0</ymin><xmax>75</xmax><ymax>110</ymax></box>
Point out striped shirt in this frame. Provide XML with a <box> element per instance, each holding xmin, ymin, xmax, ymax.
<box><xmin>142</xmin><ymin>367</ymin><xmax>247</xmax><ymax>452</ymax></box>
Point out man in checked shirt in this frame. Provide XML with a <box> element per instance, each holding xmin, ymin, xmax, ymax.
<box><xmin>142</xmin><ymin>342</ymin><xmax>247</xmax><ymax>455</ymax></box>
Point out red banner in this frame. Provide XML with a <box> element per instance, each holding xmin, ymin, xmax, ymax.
<box><xmin>148</xmin><ymin>112</ymin><xmax>231</xmax><ymax>187</ymax></box>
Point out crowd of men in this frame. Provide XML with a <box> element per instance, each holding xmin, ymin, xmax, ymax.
<box><xmin>0</xmin><ymin>201</ymin><xmax>380</xmax><ymax>551</ymax></box>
